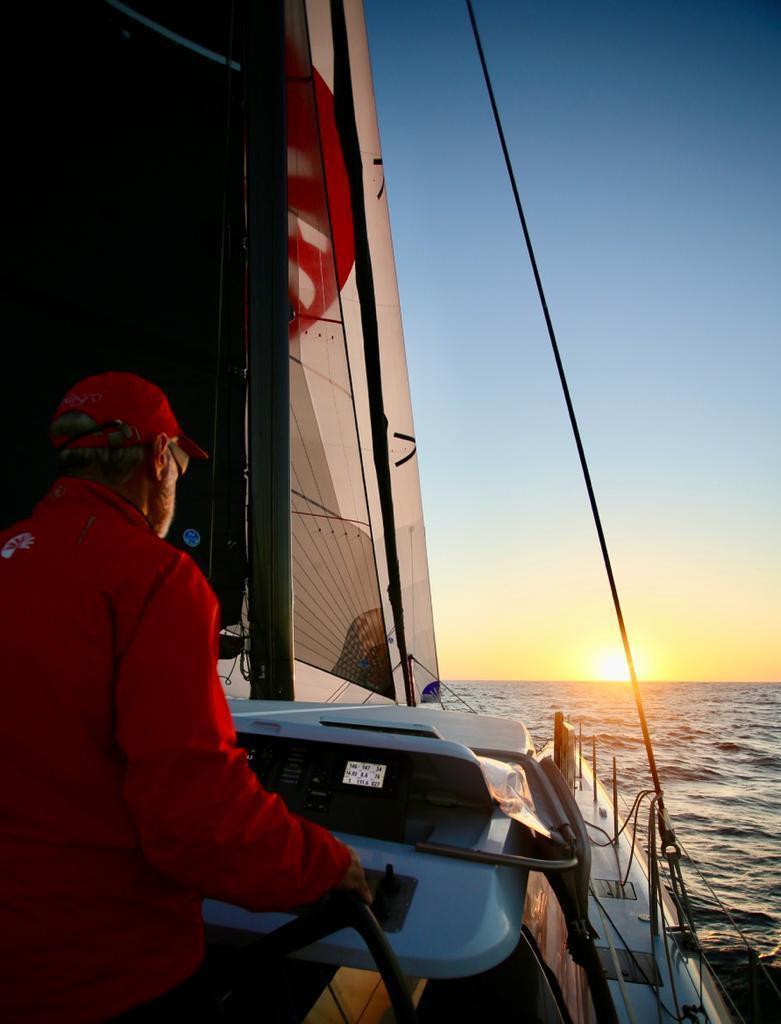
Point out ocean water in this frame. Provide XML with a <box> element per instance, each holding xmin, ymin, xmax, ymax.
<box><xmin>443</xmin><ymin>680</ymin><xmax>781</xmax><ymax>1021</ymax></box>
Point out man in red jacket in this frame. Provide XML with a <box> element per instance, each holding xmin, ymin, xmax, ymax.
<box><xmin>0</xmin><ymin>372</ymin><xmax>370</xmax><ymax>1023</ymax></box>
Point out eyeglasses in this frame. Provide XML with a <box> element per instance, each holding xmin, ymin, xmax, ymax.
<box><xmin>168</xmin><ymin>440</ymin><xmax>189</xmax><ymax>479</ymax></box>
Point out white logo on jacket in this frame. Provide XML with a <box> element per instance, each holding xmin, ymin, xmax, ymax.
<box><xmin>1</xmin><ymin>533</ymin><xmax>35</xmax><ymax>559</ymax></box>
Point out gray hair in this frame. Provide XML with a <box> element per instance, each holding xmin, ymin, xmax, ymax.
<box><xmin>51</xmin><ymin>412</ymin><xmax>145</xmax><ymax>484</ymax></box>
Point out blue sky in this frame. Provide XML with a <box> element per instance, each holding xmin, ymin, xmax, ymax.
<box><xmin>364</xmin><ymin>0</ymin><xmax>780</xmax><ymax>681</ymax></box>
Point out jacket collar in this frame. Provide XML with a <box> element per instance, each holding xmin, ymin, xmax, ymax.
<box><xmin>43</xmin><ymin>477</ymin><xmax>156</xmax><ymax>533</ymax></box>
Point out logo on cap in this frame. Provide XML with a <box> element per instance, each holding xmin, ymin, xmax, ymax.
<box><xmin>1</xmin><ymin>533</ymin><xmax>35</xmax><ymax>560</ymax></box>
<box><xmin>183</xmin><ymin>529</ymin><xmax>201</xmax><ymax>548</ymax></box>
<box><xmin>62</xmin><ymin>393</ymin><xmax>103</xmax><ymax>407</ymax></box>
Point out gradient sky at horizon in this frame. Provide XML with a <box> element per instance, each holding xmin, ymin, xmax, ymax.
<box><xmin>364</xmin><ymin>0</ymin><xmax>780</xmax><ymax>683</ymax></box>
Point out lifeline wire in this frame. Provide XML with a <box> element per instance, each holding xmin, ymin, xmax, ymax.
<box><xmin>465</xmin><ymin>0</ymin><xmax>674</xmax><ymax>847</ymax></box>
<box><xmin>678</xmin><ymin>837</ymin><xmax>781</xmax><ymax>1003</ymax></box>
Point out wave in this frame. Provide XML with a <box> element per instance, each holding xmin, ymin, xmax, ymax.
<box><xmin>453</xmin><ymin>677</ymin><xmax>781</xmax><ymax>1014</ymax></box>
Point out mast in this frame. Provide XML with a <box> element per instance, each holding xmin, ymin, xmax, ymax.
<box><xmin>245</xmin><ymin>0</ymin><xmax>294</xmax><ymax>700</ymax></box>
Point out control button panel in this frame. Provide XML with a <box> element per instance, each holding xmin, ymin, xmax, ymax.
<box><xmin>240</xmin><ymin>735</ymin><xmax>411</xmax><ymax>843</ymax></box>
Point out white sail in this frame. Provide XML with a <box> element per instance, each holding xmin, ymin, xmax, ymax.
<box><xmin>306</xmin><ymin>0</ymin><xmax>440</xmax><ymax>701</ymax></box>
<box><xmin>286</xmin><ymin>0</ymin><xmax>394</xmax><ymax>699</ymax></box>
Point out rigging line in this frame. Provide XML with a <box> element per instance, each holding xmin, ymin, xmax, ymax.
<box><xmin>104</xmin><ymin>0</ymin><xmax>241</xmax><ymax>70</ymax></box>
<box><xmin>593</xmin><ymin>896</ymin><xmax>640</xmax><ymax>1024</ymax></box>
<box><xmin>677</xmin><ymin>838</ymin><xmax>781</xmax><ymax>1003</ymax></box>
<box><xmin>589</xmin><ymin>788</ymin><xmax>656</xmax><ymax>847</ymax></box>
<box><xmin>584</xmin><ymin>819</ymin><xmax>617</xmax><ymax>847</ymax></box>
<box><xmin>440</xmin><ymin>681</ymin><xmax>479</xmax><ymax>714</ymax></box>
<box><xmin>465</xmin><ymin>0</ymin><xmax>671</xmax><ymax>837</ymax></box>
<box><xmin>649</xmin><ymin>805</ymin><xmax>684</xmax><ymax>1023</ymax></box>
<box><xmin>621</xmin><ymin>791</ymin><xmax>652</xmax><ymax>888</ymax></box>
<box><xmin>693</xmin><ymin>944</ymin><xmax>749</xmax><ymax>1024</ymax></box>
<box><xmin>409</xmin><ymin>527</ymin><xmax>415</xmax><ymax>642</ymax></box>
<box><xmin>410</xmin><ymin>653</ymin><xmax>438</xmax><ymax>681</ymax></box>
<box><xmin>355</xmin><ymin>977</ymin><xmax>384</xmax><ymax>1022</ymax></box>
<box><xmin>208</xmin><ymin>0</ymin><xmax>236</xmax><ymax>583</ymax></box>
<box><xmin>324</xmin><ymin>976</ymin><xmax>351</xmax><ymax>1024</ymax></box>
<box><xmin>591</xmin><ymin>891</ymin><xmax>679</xmax><ymax>1023</ymax></box>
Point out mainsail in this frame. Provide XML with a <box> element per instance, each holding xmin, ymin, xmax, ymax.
<box><xmin>286</xmin><ymin>0</ymin><xmax>393</xmax><ymax>697</ymax></box>
<box><xmin>302</xmin><ymin>0</ymin><xmax>440</xmax><ymax>700</ymax></box>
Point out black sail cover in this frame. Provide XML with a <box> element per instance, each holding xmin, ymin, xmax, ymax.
<box><xmin>0</xmin><ymin>2</ymin><xmax>247</xmax><ymax>627</ymax></box>
<box><xmin>1</xmin><ymin>1</ymin><xmax>437</xmax><ymax>701</ymax></box>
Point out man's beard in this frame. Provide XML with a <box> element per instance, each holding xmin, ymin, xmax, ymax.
<box><xmin>149</xmin><ymin>462</ymin><xmax>177</xmax><ymax>538</ymax></box>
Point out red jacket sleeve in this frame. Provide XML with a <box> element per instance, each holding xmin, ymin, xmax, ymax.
<box><xmin>114</xmin><ymin>553</ymin><xmax>351</xmax><ymax>911</ymax></box>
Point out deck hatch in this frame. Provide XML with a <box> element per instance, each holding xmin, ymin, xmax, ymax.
<box><xmin>592</xmin><ymin>878</ymin><xmax>637</xmax><ymax>900</ymax></box>
<box><xmin>598</xmin><ymin>948</ymin><xmax>662</xmax><ymax>986</ymax></box>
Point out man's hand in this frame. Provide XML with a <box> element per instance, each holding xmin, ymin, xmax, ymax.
<box><xmin>334</xmin><ymin>846</ymin><xmax>372</xmax><ymax>905</ymax></box>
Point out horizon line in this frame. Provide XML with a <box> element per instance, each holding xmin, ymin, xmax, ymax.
<box><xmin>441</xmin><ymin>677</ymin><xmax>780</xmax><ymax>685</ymax></box>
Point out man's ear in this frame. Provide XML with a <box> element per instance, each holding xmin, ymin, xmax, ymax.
<box><xmin>148</xmin><ymin>433</ymin><xmax>169</xmax><ymax>482</ymax></box>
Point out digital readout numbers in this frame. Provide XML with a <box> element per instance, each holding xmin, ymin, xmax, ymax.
<box><xmin>342</xmin><ymin>760</ymin><xmax>387</xmax><ymax>789</ymax></box>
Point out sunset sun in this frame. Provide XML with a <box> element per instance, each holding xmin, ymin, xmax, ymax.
<box><xmin>594</xmin><ymin>651</ymin><xmax>632</xmax><ymax>683</ymax></box>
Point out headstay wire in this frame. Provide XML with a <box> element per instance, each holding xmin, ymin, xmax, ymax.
<box><xmin>464</xmin><ymin>0</ymin><xmax>678</xmax><ymax>854</ymax></box>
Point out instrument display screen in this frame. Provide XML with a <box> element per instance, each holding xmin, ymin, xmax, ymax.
<box><xmin>342</xmin><ymin>760</ymin><xmax>387</xmax><ymax>789</ymax></box>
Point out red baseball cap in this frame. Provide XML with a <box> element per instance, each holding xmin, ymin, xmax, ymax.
<box><xmin>50</xmin><ymin>372</ymin><xmax>208</xmax><ymax>459</ymax></box>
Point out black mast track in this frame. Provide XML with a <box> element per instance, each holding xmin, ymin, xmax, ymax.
<box><xmin>330</xmin><ymin>0</ymin><xmax>415</xmax><ymax>707</ymax></box>
<box><xmin>245</xmin><ymin>0</ymin><xmax>294</xmax><ymax>700</ymax></box>
<box><xmin>465</xmin><ymin>2</ymin><xmax>675</xmax><ymax>842</ymax></box>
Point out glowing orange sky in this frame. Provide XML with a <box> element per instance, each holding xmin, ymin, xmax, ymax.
<box><xmin>369</xmin><ymin>2</ymin><xmax>781</xmax><ymax>686</ymax></box>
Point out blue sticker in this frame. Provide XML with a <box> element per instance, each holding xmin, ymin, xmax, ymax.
<box><xmin>183</xmin><ymin>528</ymin><xmax>201</xmax><ymax>548</ymax></box>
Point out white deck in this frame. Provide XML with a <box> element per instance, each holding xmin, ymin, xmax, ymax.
<box><xmin>215</xmin><ymin>700</ymin><xmax>733</xmax><ymax>1022</ymax></box>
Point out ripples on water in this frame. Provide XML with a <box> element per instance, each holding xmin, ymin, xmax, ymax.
<box><xmin>444</xmin><ymin>680</ymin><xmax>781</xmax><ymax>1020</ymax></box>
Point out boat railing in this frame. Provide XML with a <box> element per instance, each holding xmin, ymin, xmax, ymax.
<box><xmin>578</xmin><ymin>723</ymin><xmax>781</xmax><ymax>1023</ymax></box>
